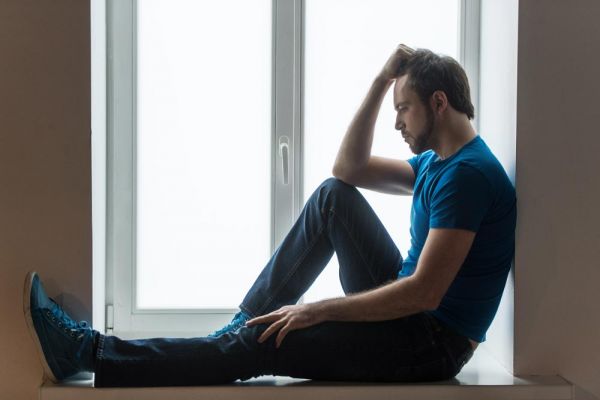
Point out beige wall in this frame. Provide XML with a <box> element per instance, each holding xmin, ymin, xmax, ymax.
<box><xmin>515</xmin><ymin>0</ymin><xmax>600</xmax><ymax>398</ymax></box>
<box><xmin>0</xmin><ymin>1</ymin><xmax>91</xmax><ymax>399</ymax></box>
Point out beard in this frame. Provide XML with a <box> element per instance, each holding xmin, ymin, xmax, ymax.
<box><xmin>409</xmin><ymin>106</ymin><xmax>435</xmax><ymax>154</ymax></box>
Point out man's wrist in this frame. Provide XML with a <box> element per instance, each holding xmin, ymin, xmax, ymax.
<box><xmin>374</xmin><ymin>74</ymin><xmax>394</xmax><ymax>86</ymax></box>
<box><xmin>310</xmin><ymin>296</ymin><xmax>349</xmax><ymax>322</ymax></box>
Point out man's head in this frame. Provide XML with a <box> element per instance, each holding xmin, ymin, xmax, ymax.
<box><xmin>393</xmin><ymin>49</ymin><xmax>474</xmax><ymax>154</ymax></box>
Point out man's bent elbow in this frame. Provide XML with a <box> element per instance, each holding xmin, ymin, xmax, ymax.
<box><xmin>422</xmin><ymin>295</ymin><xmax>442</xmax><ymax>312</ymax></box>
<box><xmin>331</xmin><ymin>165</ymin><xmax>342</xmax><ymax>179</ymax></box>
<box><xmin>332</xmin><ymin>165</ymin><xmax>354</xmax><ymax>185</ymax></box>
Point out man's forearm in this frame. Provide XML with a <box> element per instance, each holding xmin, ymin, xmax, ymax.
<box><xmin>311</xmin><ymin>276</ymin><xmax>433</xmax><ymax>323</ymax></box>
<box><xmin>332</xmin><ymin>76</ymin><xmax>393</xmax><ymax>177</ymax></box>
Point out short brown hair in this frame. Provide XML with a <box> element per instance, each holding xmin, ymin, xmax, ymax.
<box><xmin>397</xmin><ymin>49</ymin><xmax>475</xmax><ymax>120</ymax></box>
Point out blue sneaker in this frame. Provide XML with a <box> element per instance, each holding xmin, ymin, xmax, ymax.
<box><xmin>23</xmin><ymin>271</ymin><xmax>98</xmax><ymax>382</ymax></box>
<box><xmin>208</xmin><ymin>311</ymin><xmax>251</xmax><ymax>337</ymax></box>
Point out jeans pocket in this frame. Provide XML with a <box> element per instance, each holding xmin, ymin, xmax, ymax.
<box><xmin>419</xmin><ymin>313</ymin><xmax>442</xmax><ymax>347</ymax></box>
<box><xmin>421</xmin><ymin>314</ymin><xmax>475</xmax><ymax>379</ymax></box>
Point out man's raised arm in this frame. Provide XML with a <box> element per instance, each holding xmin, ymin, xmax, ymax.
<box><xmin>332</xmin><ymin>44</ymin><xmax>416</xmax><ymax>195</ymax></box>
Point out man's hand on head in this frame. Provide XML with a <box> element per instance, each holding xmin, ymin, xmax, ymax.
<box><xmin>378</xmin><ymin>44</ymin><xmax>415</xmax><ymax>82</ymax></box>
<box><xmin>245</xmin><ymin>303</ymin><xmax>326</xmax><ymax>348</ymax></box>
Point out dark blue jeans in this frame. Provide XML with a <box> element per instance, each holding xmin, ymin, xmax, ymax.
<box><xmin>94</xmin><ymin>178</ymin><xmax>474</xmax><ymax>387</ymax></box>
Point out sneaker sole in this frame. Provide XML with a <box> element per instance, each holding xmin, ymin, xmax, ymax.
<box><xmin>23</xmin><ymin>271</ymin><xmax>58</xmax><ymax>383</ymax></box>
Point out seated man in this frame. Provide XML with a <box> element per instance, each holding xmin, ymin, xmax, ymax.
<box><xmin>23</xmin><ymin>44</ymin><xmax>516</xmax><ymax>387</ymax></box>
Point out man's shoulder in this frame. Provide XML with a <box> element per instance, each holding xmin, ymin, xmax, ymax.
<box><xmin>434</xmin><ymin>161</ymin><xmax>493</xmax><ymax>195</ymax></box>
<box><xmin>409</xmin><ymin>150</ymin><xmax>437</xmax><ymax>171</ymax></box>
<box><xmin>439</xmin><ymin>152</ymin><xmax>516</xmax><ymax>210</ymax></box>
<box><xmin>450</xmin><ymin>145</ymin><xmax>511</xmax><ymax>188</ymax></box>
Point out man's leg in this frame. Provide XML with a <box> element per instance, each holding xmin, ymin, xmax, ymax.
<box><xmin>25</xmin><ymin>270</ymin><xmax>277</xmax><ymax>386</ymax></box>
<box><xmin>25</xmin><ymin>178</ymin><xmax>414</xmax><ymax>386</ymax></box>
<box><xmin>94</xmin><ymin>312</ymin><xmax>474</xmax><ymax>387</ymax></box>
<box><xmin>25</xmin><ymin>209</ymin><xmax>471</xmax><ymax>387</ymax></box>
<box><xmin>240</xmin><ymin>177</ymin><xmax>403</xmax><ymax>318</ymax></box>
<box><xmin>270</xmin><ymin>313</ymin><xmax>474</xmax><ymax>383</ymax></box>
<box><xmin>94</xmin><ymin>325</ymin><xmax>275</xmax><ymax>386</ymax></box>
<box><xmin>93</xmin><ymin>177</ymin><xmax>415</xmax><ymax>386</ymax></box>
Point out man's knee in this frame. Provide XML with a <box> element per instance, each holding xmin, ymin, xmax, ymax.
<box><xmin>318</xmin><ymin>177</ymin><xmax>356</xmax><ymax>194</ymax></box>
<box><xmin>311</xmin><ymin>177</ymin><xmax>360</xmax><ymax>212</ymax></box>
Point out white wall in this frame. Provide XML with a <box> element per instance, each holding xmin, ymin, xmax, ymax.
<box><xmin>478</xmin><ymin>0</ymin><xmax>519</xmax><ymax>373</ymax></box>
<box><xmin>515</xmin><ymin>1</ymin><xmax>600</xmax><ymax>398</ymax></box>
<box><xmin>0</xmin><ymin>1</ymin><xmax>92</xmax><ymax>400</ymax></box>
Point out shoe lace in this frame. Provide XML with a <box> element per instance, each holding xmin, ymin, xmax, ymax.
<box><xmin>46</xmin><ymin>299</ymin><xmax>90</xmax><ymax>341</ymax></box>
<box><xmin>210</xmin><ymin>312</ymin><xmax>248</xmax><ymax>337</ymax></box>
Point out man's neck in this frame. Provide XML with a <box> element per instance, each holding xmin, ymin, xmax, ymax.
<box><xmin>432</xmin><ymin>117</ymin><xmax>477</xmax><ymax>161</ymax></box>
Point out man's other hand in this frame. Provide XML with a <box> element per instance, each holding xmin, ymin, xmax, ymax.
<box><xmin>246</xmin><ymin>304</ymin><xmax>325</xmax><ymax>348</ymax></box>
<box><xmin>378</xmin><ymin>43</ymin><xmax>415</xmax><ymax>82</ymax></box>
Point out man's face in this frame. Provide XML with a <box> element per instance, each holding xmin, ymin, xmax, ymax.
<box><xmin>393</xmin><ymin>75</ymin><xmax>435</xmax><ymax>155</ymax></box>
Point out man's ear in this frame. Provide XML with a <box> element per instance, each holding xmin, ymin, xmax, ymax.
<box><xmin>430</xmin><ymin>90</ymin><xmax>448</xmax><ymax>115</ymax></box>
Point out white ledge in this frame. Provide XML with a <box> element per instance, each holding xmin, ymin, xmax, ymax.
<box><xmin>41</xmin><ymin>349</ymin><xmax>572</xmax><ymax>400</ymax></box>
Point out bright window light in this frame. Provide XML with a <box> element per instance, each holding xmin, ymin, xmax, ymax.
<box><xmin>136</xmin><ymin>0</ymin><xmax>272</xmax><ymax>309</ymax></box>
<box><xmin>303</xmin><ymin>0</ymin><xmax>459</xmax><ymax>302</ymax></box>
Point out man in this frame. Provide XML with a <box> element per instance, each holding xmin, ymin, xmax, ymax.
<box><xmin>24</xmin><ymin>44</ymin><xmax>516</xmax><ymax>387</ymax></box>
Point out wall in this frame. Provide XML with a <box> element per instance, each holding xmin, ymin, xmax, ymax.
<box><xmin>478</xmin><ymin>0</ymin><xmax>519</xmax><ymax>373</ymax></box>
<box><xmin>515</xmin><ymin>0</ymin><xmax>600</xmax><ymax>398</ymax></box>
<box><xmin>0</xmin><ymin>1</ymin><xmax>92</xmax><ymax>400</ymax></box>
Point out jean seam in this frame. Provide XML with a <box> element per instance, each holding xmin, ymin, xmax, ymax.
<box><xmin>94</xmin><ymin>333</ymin><xmax>105</xmax><ymax>377</ymax></box>
<box><xmin>255</xmin><ymin>222</ymin><xmax>328</xmax><ymax>316</ymax></box>
<box><xmin>330</xmin><ymin>207</ymin><xmax>378</xmax><ymax>286</ymax></box>
<box><xmin>238</xmin><ymin>304</ymin><xmax>254</xmax><ymax>318</ymax></box>
<box><xmin>96</xmin><ymin>334</ymin><xmax>105</xmax><ymax>361</ymax></box>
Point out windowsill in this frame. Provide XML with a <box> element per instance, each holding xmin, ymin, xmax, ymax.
<box><xmin>40</xmin><ymin>348</ymin><xmax>572</xmax><ymax>400</ymax></box>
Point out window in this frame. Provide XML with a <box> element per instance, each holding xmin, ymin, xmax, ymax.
<box><xmin>105</xmin><ymin>0</ymin><xmax>480</xmax><ymax>338</ymax></box>
<box><xmin>136</xmin><ymin>0</ymin><xmax>272</xmax><ymax>310</ymax></box>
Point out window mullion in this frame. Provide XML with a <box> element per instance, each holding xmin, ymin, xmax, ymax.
<box><xmin>273</xmin><ymin>0</ymin><xmax>303</xmax><ymax>253</ymax></box>
<box><xmin>460</xmin><ymin>0</ymin><xmax>481</xmax><ymax>133</ymax></box>
<box><xmin>107</xmin><ymin>0</ymin><xmax>135</xmax><ymax>335</ymax></box>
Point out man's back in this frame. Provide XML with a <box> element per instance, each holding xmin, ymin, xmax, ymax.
<box><xmin>402</xmin><ymin>135</ymin><xmax>517</xmax><ymax>342</ymax></box>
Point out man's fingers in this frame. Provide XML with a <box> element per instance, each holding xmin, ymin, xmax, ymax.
<box><xmin>275</xmin><ymin>324</ymin><xmax>292</xmax><ymax>348</ymax></box>
<box><xmin>398</xmin><ymin>43</ymin><xmax>415</xmax><ymax>53</ymax></box>
<box><xmin>246</xmin><ymin>312</ymin><xmax>278</xmax><ymax>327</ymax></box>
<box><xmin>245</xmin><ymin>305</ymin><xmax>314</xmax><ymax>348</ymax></box>
<box><xmin>245</xmin><ymin>316</ymin><xmax>265</xmax><ymax>327</ymax></box>
<box><xmin>395</xmin><ymin>43</ymin><xmax>415</xmax><ymax>60</ymax></box>
<box><xmin>379</xmin><ymin>43</ymin><xmax>415</xmax><ymax>81</ymax></box>
<box><xmin>258</xmin><ymin>318</ymin><xmax>286</xmax><ymax>343</ymax></box>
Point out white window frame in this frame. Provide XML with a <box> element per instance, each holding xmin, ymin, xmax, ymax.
<box><xmin>104</xmin><ymin>0</ymin><xmax>480</xmax><ymax>339</ymax></box>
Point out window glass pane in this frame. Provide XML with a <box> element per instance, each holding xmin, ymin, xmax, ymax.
<box><xmin>303</xmin><ymin>0</ymin><xmax>459</xmax><ymax>302</ymax></box>
<box><xmin>136</xmin><ymin>0</ymin><xmax>272</xmax><ymax>309</ymax></box>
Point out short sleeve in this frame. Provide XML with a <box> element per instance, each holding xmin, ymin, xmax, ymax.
<box><xmin>430</xmin><ymin>163</ymin><xmax>494</xmax><ymax>232</ymax></box>
<box><xmin>407</xmin><ymin>154</ymin><xmax>421</xmax><ymax>175</ymax></box>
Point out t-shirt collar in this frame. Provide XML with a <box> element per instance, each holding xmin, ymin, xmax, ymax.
<box><xmin>433</xmin><ymin>135</ymin><xmax>480</xmax><ymax>164</ymax></box>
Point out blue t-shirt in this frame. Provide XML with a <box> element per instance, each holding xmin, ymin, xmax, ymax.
<box><xmin>401</xmin><ymin>135</ymin><xmax>516</xmax><ymax>342</ymax></box>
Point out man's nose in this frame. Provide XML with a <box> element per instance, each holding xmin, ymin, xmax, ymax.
<box><xmin>395</xmin><ymin>113</ymin><xmax>404</xmax><ymax>130</ymax></box>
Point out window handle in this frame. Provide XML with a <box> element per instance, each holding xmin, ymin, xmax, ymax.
<box><xmin>279</xmin><ymin>136</ymin><xmax>290</xmax><ymax>185</ymax></box>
